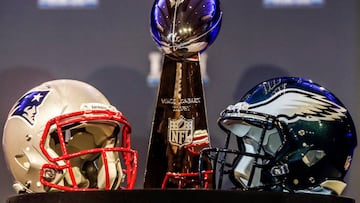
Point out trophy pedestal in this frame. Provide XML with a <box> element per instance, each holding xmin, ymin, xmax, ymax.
<box><xmin>6</xmin><ymin>190</ymin><xmax>355</xmax><ymax>203</ymax></box>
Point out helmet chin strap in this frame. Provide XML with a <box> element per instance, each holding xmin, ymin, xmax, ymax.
<box><xmin>97</xmin><ymin>144</ymin><xmax>124</xmax><ymax>190</ymax></box>
<box><xmin>64</xmin><ymin>166</ymin><xmax>90</xmax><ymax>188</ymax></box>
<box><xmin>233</xmin><ymin>142</ymin><xmax>256</xmax><ymax>188</ymax></box>
<box><xmin>60</xmin><ymin>143</ymin><xmax>124</xmax><ymax>190</ymax></box>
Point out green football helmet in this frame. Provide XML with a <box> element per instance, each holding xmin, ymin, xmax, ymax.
<box><xmin>199</xmin><ymin>77</ymin><xmax>357</xmax><ymax>195</ymax></box>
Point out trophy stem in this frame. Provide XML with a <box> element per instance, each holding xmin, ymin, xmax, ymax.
<box><xmin>144</xmin><ymin>54</ymin><xmax>211</xmax><ymax>188</ymax></box>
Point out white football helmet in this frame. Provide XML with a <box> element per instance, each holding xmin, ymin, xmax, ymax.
<box><xmin>3</xmin><ymin>79</ymin><xmax>138</xmax><ymax>193</ymax></box>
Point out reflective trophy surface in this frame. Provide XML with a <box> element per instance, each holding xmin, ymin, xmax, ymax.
<box><xmin>144</xmin><ymin>0</ymin><xmax>222</xmax><ymax>188</ymax></box>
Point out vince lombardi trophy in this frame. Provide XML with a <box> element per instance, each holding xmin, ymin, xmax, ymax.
<box><xmin>144</xmin><ymin>0</ymin><xmax>222</xmax><ymax>188</ymax></box>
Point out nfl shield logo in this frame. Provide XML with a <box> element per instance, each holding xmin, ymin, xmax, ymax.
<box><xmin>168</xmin><ymin>115</ymin><xmax>194</xmax><ymax>147</ymax></box>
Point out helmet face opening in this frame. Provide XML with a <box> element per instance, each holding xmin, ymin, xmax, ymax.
<box><xmin>39</xmin><ymin>109</ymin><xmax>138</xmax><ymax>191</ymax></box>
<box><xmin>200</xmin><ymin>112</ymin><xmax>286</xmax><ymax>191</ymax></box>
<box><xmin>225</xmin><ymin>111</ymin><xmax>288</xmax><ymax>188</ymax></box>
<box><xmin>199</xmin><ymin>77</ymin><xmax>357</xmax><ymax>195</ymax></box>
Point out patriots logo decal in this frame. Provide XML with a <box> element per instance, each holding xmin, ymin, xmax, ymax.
<box><xmin>10</xmin><ymin>90</ymin><xmax>50</xmax><ymax>125</ymax></box>
<box><xmin>249</xmin><ymin>88</ymin><xmax>347</xmax><ymax>122</ymax></box>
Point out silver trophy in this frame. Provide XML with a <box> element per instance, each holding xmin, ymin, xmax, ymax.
<box><xmin>144</xmin><ymin>0</ymin><xmax>222</xmax><ymax>188</ymax></box>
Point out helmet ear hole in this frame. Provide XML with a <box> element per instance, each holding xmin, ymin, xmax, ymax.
<box><xmin>302</xmin><ymin>150</ymin><xmax>326</xmax><ymax>167</ymax></box>
<box><xmin>15</xmin><ymin>154</ymin><xmax>30</xmax><ymax>171</ymax></box>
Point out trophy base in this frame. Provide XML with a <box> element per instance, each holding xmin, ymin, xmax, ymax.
<box><xmin>7</xmin><ymin>189</ymin><xmax>355</xmax><ymax>203</ymax></box>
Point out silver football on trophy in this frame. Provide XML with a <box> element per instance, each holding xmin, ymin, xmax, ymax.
<box><xmin>150</xmin><ymin>0</ymin><xmax>222</xmax><ymax>58</ymax></box>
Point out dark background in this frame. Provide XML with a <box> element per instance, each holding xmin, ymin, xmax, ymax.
<box><xmin>0</xmin><ymin>0</ymin><xmax>359</xmax><ymax>202</ymax></box>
